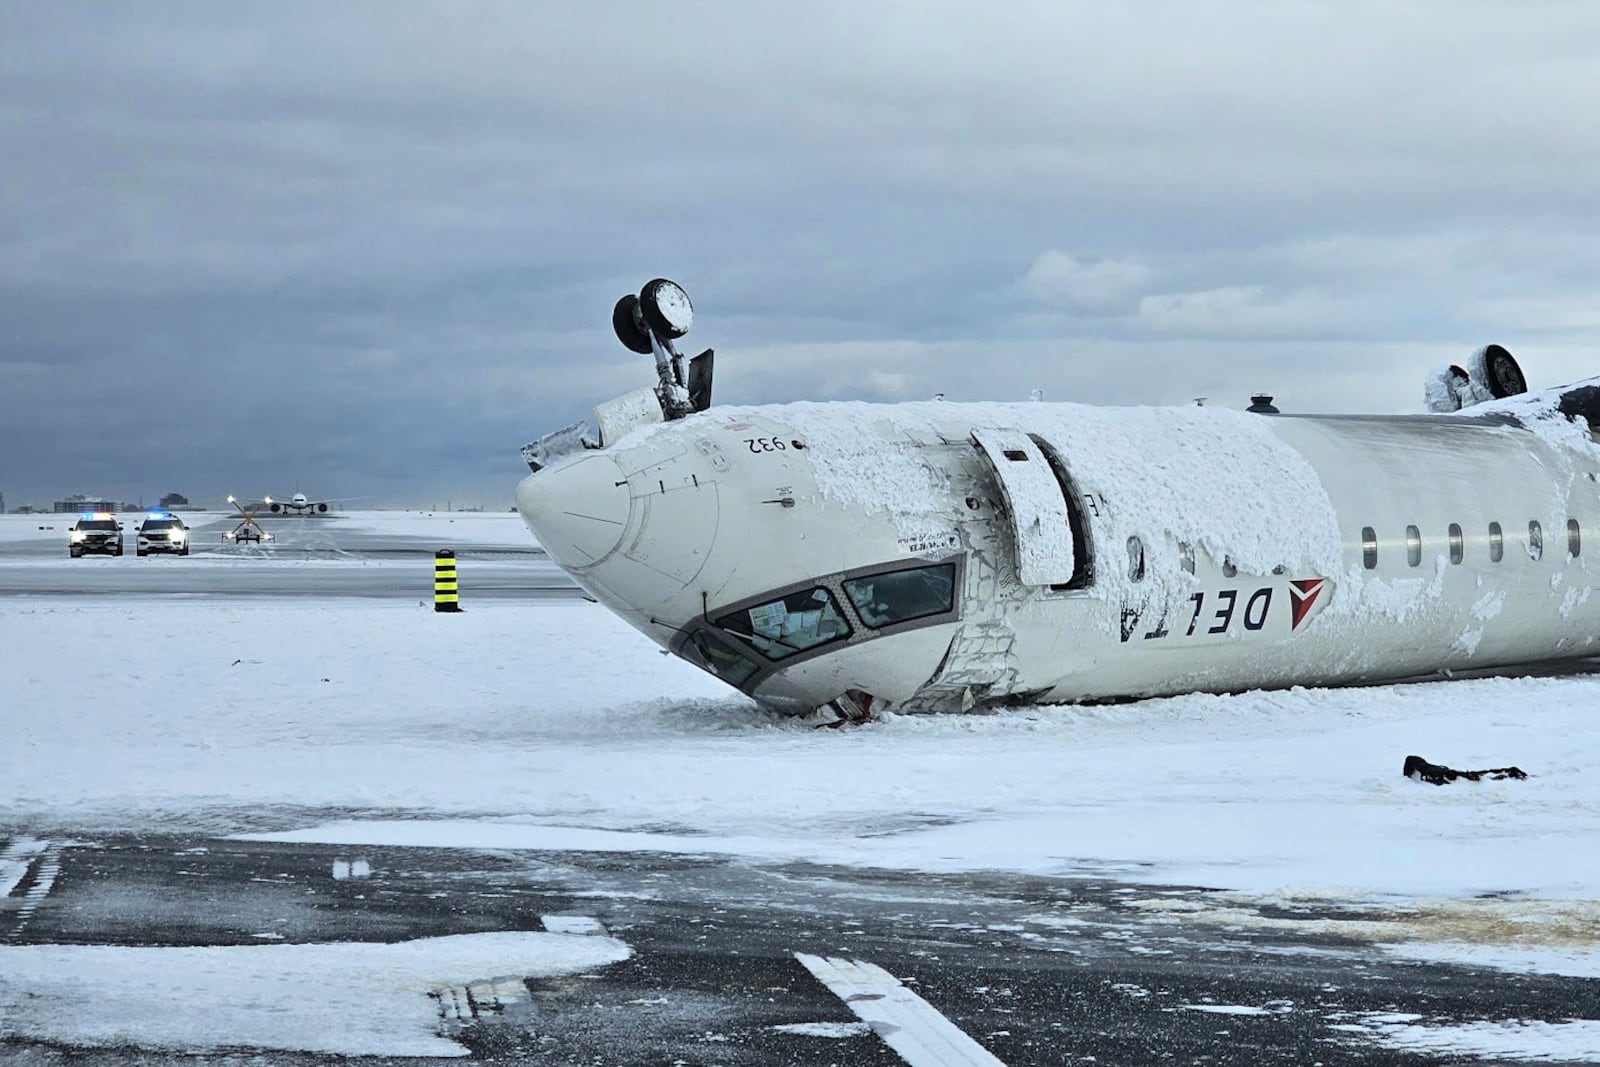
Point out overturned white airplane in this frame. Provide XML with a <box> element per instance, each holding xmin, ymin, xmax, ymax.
<box><xmin>516</xmin><ymin>279</ymin><xmax>1600</xmax><ymax>719</ymax></box>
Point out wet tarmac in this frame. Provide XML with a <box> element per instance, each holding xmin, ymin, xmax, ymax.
<box><xmin>3</xmin><ymin>830</ymin><xmax>1597</xmax><ymax>1065</ymax></box>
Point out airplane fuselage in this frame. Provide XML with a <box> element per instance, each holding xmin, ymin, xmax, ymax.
<box><xmin>516</xmin><ymin>389</ymin><xmax>1600</xmax><ymax>716</ymax></box>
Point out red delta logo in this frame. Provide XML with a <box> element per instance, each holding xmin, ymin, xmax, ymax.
<box><xmin>1289</xmin><ymin>578</ymin><xmax>1329</xmax><ymax>632</ymax></box>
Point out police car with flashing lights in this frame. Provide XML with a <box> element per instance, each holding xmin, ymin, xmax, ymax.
<box><xmin>68</xmin><ymin>513</ymin><xmax>124</xmax><ymax>558</ymax></box>
<box><xmin>136</xmin><ymin>512</ymin><xmax>191</xmax><ymax>556</ymax></box>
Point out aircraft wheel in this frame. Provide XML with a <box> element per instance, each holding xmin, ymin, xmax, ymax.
<box><xmin>1483</xmin><ymin>343</ymin><xmax>1527</xmax><ymax>398</ymax></box>
<box><xmin>612</xmin><ymin>294</ymin><xmax>653</xmax><ymax>354</ymax></box>
<box><xmin>639</xmin><ymin>278</ymin><xmax>693</xmax><ymax>339</ymax></box>
<box><xmin>1469</xmin><ymin>343</ymin><xmax>1527</xmax><ymax>399</ymax></box>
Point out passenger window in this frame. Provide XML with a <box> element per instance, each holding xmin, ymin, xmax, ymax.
<box><xmin>1361</xmin><ymin>527</ymin><xmax>1377</xmax><ymax>570</ymax></box>
<box><xmin>1127</xmin><ymin>536</ymin><xmax>1145</xmax><ymax>582</ymax></box>
<box><xmin>716</xmin><ymin>587</ymin><xmax>852</xmax><ymax>660</ymax></box>
<box><xmin>1448</xmin><ymin>523</ymin><xmax>1464</xmax><ymax>565</ymax></box>
<box><xmin>1569</xmin><ymin>519</ymin><xmax>1582</xmax><ymax>558</ymax></box>
<box><xmin>1178</xmin><ymin>541</ymin><xmax>1195</xmax><ymax>575</ymax></box>
<box><xmin>1528</xmin><ymin>520</ymin><xmax>1544</xmax><ymax>561</ymax></box>
<box><xmin>1489</xmin><ymin>522</ymin><xmax>1503</xmax><ymax>562</ymax></box>
<box><xmin>684</xmin><ymin>630</ymin><xmax>760</xmax><ymax>686</ymax></box>
<box><xmin>1406</xmin><ymin>525</ymin><xmax>1422</xmax><ymax>567</ymax></box>
<box><xmin>843</xmin><ymin>563</ymin><xmax>957</xmax><ymax>629</ymax></box>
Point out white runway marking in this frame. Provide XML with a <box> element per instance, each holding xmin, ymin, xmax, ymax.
<box><xmin>13</xmin><ymin>852</ymin><xmax>60</xmax><ymax>933</ymax></box>
<box><xmin>541</xmin><ymin>914</ymin><xmax>606</xmax><ymax>935</ymax></box>
<box><xmin>0</xmin><ymin>837</ymin><xmax>49</xmax><ymax>899</ymax></box>
<box><xmin>4</xmin><ymin>842</ymin><xmax>60</xmax><ymax>942</ymax></box>
<box><xmin>795</xmin><ymin>953</ymin><xmax>1007</xmax><ymax>1067</ymax></box>
<box><xmin>432</xmin><ymin>976</ymin><xmax>532</xmax><ymax>1023</ymax></box>
<box><xmin>331</xmin><ymin>858</ymin><xmax>371</xmax><ymax>880</ymax></box>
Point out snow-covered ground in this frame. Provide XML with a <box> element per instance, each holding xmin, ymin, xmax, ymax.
<box><xmin>333</xmin><ymin>509</ymin><xmax>535</xmax><ymax>547</ymax></box>
<box><xmin>0</xmin><ymin>512</ymin><xmax>87</xmax><ymax>543</ymax></box>
<box><xmin>5</xmin><ymin>505</ymin><xmax>1599</xmax><ymax>1061</ymax></box>
<box><xmin>0</xmin><ymin>932</ymin><xmax>629</xmax><ymax>1057</ymax></box>
<box><xmin>6</xmin><ymin>597</ymin><xmax>1598</xmax><ymax>956</ymax></box>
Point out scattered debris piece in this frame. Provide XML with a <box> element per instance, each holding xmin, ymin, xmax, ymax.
<box><xmin>1403</xmin><ymin>755</ymin><xmax>1528</xmax><ymax>786</ymax></box>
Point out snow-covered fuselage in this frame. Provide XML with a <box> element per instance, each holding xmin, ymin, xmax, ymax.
<box><xmin>516</xmin><ymin>385</ymin><xmax>1600</xmax><ymax>715</ymax></box>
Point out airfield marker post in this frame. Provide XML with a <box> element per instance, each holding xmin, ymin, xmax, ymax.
<box><xmin>434</xmin><ymin>549</ymin><xmax>460</xmax><ymax>613</ymax></box>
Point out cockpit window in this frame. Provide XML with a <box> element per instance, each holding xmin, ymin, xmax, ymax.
<box><xmin>842</xmin><ymin>563</ymin><xmax>956</xmax><ymax>629</ymax></box>
<box><xmin>683</xmin><ymin>630</ymin><xmax>760</xmax><ymax>686</ymax></box>
<box><xmin>716</xmin><ymin>587</ymin><xmax>852</xmax><ymax>660</ymax></box>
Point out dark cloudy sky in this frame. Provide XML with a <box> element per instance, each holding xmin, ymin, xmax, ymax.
<box><xmin>5</xmin><ymin>3</ymin><xmax>1600</xmax><ymax>509</ymax></box>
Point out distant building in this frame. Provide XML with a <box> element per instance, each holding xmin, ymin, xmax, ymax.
<box><xmin>159</xmin><ymin>492</ymin><xmax>189</xmax><ymax>508</ymax></box>
<box><xmin>53</xmin><ymin>494</ymin><xmax>117</xmax><ymax>514</ymax></box>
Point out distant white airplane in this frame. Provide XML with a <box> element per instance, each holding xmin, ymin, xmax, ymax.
<box><xmin>263</xmin><ymin>492</ymin><xmax>363</xmax><ymax>515</ymax></box>
<box><xmin>263</xmin><ymin>492</ymin><xmax>326</xmax><ymax>515</ymax></box>
<box><xmin>514</xmin><ymin>278</ymin><xmax>1598</xmax><ymax>721</ymax></box>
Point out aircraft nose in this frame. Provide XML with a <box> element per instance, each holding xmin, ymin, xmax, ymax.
<box><xmin>515</xmin><ymin>455</ymin><xmax>632</xmax><ymax>568</ymax></box>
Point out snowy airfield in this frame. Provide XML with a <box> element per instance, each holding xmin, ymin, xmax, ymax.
<box><xmin>3</xmin><ymin>510</ymin><xmax>1600</xmax><ymax>1064</ymax></box>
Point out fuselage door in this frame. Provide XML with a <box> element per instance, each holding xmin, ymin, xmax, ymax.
<box><xmin>970</xmin><ymin>428</ymin><xmax>1077</xmax><ymax>586</ymax></box>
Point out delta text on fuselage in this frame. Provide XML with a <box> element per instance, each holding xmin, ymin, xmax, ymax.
<box><xmin>515</xmin><ymin>279</ymin><xmax>1600</xmax><ymax>720</ymax></box>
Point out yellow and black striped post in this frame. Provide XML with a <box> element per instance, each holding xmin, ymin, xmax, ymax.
<box><xmin>434</xmin><ymin>549</ymin><xmax>461</xmax><ymax>612</ymax></box>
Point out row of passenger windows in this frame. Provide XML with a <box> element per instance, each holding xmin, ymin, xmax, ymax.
<box><xmin>1122</xmin><ymin>520</ymin><xmax>1586</xmax><ymax>582</ymax></box>
<box><xmin>1124</xmin><ymin>536</ymin><xmax>1237</xmax><ymax>583</ymax></box>
<box><xmin>1359</xmin><ymin>520</ymin><xmax>1582</xmax><ymax>570</ymax></box>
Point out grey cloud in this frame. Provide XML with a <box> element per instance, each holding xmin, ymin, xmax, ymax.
<box><xmin>4</xmin><ymin>2</ymin><xmax>1600</xmax><ymax>508</ymax></box>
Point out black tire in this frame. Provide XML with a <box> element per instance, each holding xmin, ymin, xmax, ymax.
<box><xmin>114</xmin><ymin>544</ymin><xmax>123</xmax><ymax>556</ymax></box>
<box><xmin>137</xmin><ymin>548</ymin><xmax>147</xmax><ymax>557</ymax></box>
<box><xmin>1483</xmin><ymin>343</ymin><xmax>1527</xmax><ymax>398</ymax></box>
<box><xmin>69</xmin><ymin>547</ymin><xmax>82</xmax><ymax>558</ymax></box>
<box><xmin>638</xmin><ymin>278</ymin><xmax>692</xmax><ymax>339</ymax></box>
<box><xmin>612</xmin><ymin>294</ymin><xmax>653</xmax><ymax>354</ymax></box>
<box><xmin>180</xmin><ymin>545</ymin><xmax>190</xmax><ymax>556</ymax></box>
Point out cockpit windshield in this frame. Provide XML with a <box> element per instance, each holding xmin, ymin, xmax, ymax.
<box><xmin>716</xmin><ymin>586</ymin><xmax>851</xmax><ymax>660</ymax></box>
<box><xmin>842</xmin><ymin>563</ymin><xmax>956</xmax><ymax>628</ymax></box>
<box><xmin>683</xmin><ymin>630</ymin><xmax>760</xmax><ymax>686</ymax></box>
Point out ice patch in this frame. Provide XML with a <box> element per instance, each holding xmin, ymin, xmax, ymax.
<box><xmin>772</xmin><ymin>1020</ymin><xmax>872</xmax><ymax>1038</ymax></box>
<box><xmin>0</xmin><ymin>931</ymin><xmax>630</xmax><ymax>1056</ymax></box>
<box><xmin>1179</xmin><ymin>1003</ymin><xmax>1292</xmax><ymax>1016</ymax></box>
<box><xmin>1334</xmin><ymin>1013</ymin><xmax>1600</xmax><ymax>1063</ymax></box>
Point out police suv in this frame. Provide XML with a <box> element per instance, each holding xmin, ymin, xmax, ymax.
<box><xmin>68</xmin><ymin>514</ymin><xmax>124</xmax><ymax>558</ymax></box>
<box><xmin>136</xmin><ymin>512</ymin><xmax>190</xmax><ymax>556</ymax></box>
